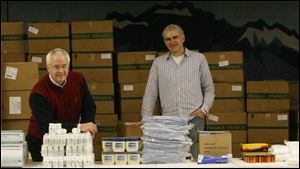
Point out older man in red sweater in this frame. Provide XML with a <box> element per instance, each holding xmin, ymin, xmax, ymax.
<box><xmin>26</xmin><ymin>48</ymin><xmax>97</xmax><ymax>161</ymax></box>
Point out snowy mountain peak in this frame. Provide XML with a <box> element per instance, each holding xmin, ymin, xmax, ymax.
<box><xmin>238</xmin><ymin>26</ymin><xmax>299</xmax><ymax>51</ymax></box>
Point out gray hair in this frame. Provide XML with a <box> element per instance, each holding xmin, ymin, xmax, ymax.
<box><xmin>162</xmin><ymin>24</ymin><xmax>185</xmax><ymax>38</ymax></box>
<box><xmin>46</xmin><ymin>48</ymin><xmax>70</xmax><ymax>65</ymax></box>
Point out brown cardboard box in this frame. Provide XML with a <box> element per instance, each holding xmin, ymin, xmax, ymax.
<box><xmin>71</xmin><ymin>20</ymin><xmax>113</xmax><ymax>52</ymax></box>
<box><xmin>206</xmin><ymin>112</ymin><xmax>247</xmax><ymax>143</ymax></box>
<box><xmin>232</xmin><ymin>143</ymin><xmax>243</xmax><ymax>158</ymax></box>
<box><xmin>121</xmin><ymin>114</ymin><xmax>142</xmax><ymax>122</ymax></box>
<box><xmin>1</xmin><ymin>22</ymin><xmax>25</xmax><ymax>53</ymax></box>
<box><xmin>95</xmin><ymin>114</ymin><xmax>118</xmax><ymax>133</ymax></box>
<box><xmin>74</xmin><ymin>69</ymin><xmax>113</xmax><ymax>83</ymax></box>
<box><xmin>88</xmin><ymin>83</ymin><xmax>114</xmax><ymax>114</ymax></box>
<box><xmin>2</xmin><ymin>90</ymin><xmax>31</xmax><ymax>120</ymax></box>
<box><xmin>247</xmin><ymin>129</ymin><xmax>288</xmax><ymax>143</ymax></box>
<box><xmin>214</xmin><ymin>83</ymin><xmax>245</xmax><ymax>98</ymax></box>
<box><xmin>198</xmin><ymin>131</ymin><xmax>232</xmax><ymax>156</ymax></box>
<box><xmin>28</xmin><ymin>22</ymin><xmax>70</xmax><ymax>53</ymax></box>
<box><xmin>210</xmin><ymin>99</ymin><xmax>245</xmax><ymax>113</ymax></box>
<box><xmin>118</xmin><ymin>121</ymin><xmax>143</xmax><ymax>137</ymax></box>
<box><xmin>117</xmin><ymin>51</ymin><xmax>157</xmax><ymax>83</ymax></box>
<box><xmin>2</xmin><ymin>53</ymin><xmax>25</xmax><ymax>62</ymax></box>
<box><xmin>203</xmin><ymin>51</ymin><xmax>244</xmax><ymax>82</ymax></box>
<box><xmin>121</xmin><ymin>99</ymin><xmax>161</xmax><ymax>114</ymax></box>
<box><xmin>2</xmin><ymin>119</ymin><xmax>29</xmax><ymax>133</ymax></box>
<box><xmin>120</xmin><ymin>83</ymin><xmax>147</xmax><ymax>98</ymax></box>
<box><xmin>289</xmin><ymin>81</ymin><xmax>299</xmax><ymax>111</ymax></box>
<box><xmin>27</xmin><ymin>54</ymin><xmax>47</xmax><ymax>68</ymax></box>
<box><xmin>247</xmin><ymin>80</ymin><xmax>290</xmax><ymax>112</ymax></box>
<box><xmin>247</xmin><ymin>112</ymin><xmax>289</xmax><ymax>127</ymax></box>
<box><xmin>2</xmin><ymin>62</ymin><xmax>39</xmax><ymax>91</ymax></box>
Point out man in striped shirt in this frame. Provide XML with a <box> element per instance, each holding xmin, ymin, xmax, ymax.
<box><xmin>136</xmin><ymin>24</ymin><xmax>215</xmax><ymax>160</ymax></box>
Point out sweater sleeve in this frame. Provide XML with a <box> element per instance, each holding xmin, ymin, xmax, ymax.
<box><xmin>80</xmin><ymin>78</ymin><xmax>96</xmax><ymax>123</ymax></box>
<box><xmin>29</xmin><ymin>93</ymin><xmax>77</xmax><ymax>133</ymax></box>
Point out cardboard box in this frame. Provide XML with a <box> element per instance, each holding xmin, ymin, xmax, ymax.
<box><xmin>88</xmin><ymin>83</ymin><xmax>114</xmax><ymax>114</ymax></box>
<box><xmin>71</xmin><ymin>20</ymin><xmax>113</xmax><ymax>52</ymax></box>
<box><xmin>247</xmin><ymin>80</ymin><xmax>290</xmax><ymax>112</ymax></box>
<box><xmin>2</xmin><ymin>119</ymin><xmax>29</xmax><ymax>134</ymax></box>
<box><xmin>1</xmin><ymin>22</ymin><xmax>25</xmax><ymax>53</ymax></box>
<box><xmin>232</xmin><ymin>143</ymin><xmax>243</xmax><ymax>158</ymax></box>
<box><xmin>28</xmin><ymin>22</ymin><xmax>70</xmax><ymax>53</ymax></box>
<box><xmin>203</xmin><ymin>51</ymin><xmax>244</xmax><ymax>82</ymax></box>
<box><xmin>27</xmin><ymin>54</ymin><xmax>47</xmax><ymax>68</ymax></box>
<box><xmin>198</xmin><ymin>131</ymin><xmax>232</xmax><ymax>156</ymax></box>
<box><xmin>210</xmin><ymin>99</ymin><xmax>245</xmax><ymax>113</ymax></box>
<box><xmin>2</xmin><ymin>62</ymin><xmax>39</xmax><ymax>91</ymax></box>
<box><xmin>117</xmin><ymin>51</ymin><xmax>157</xmax><ymax>83</ymax></box>
<box><xmin>2</xmin><ymin>53</ymin><xmax>25</xmax><ymax>62</ymax></box>
<box><xmin>120</xmin><ymin>83</ymin><xmax>147</xmax><ymax>98</ymax></box>
<box><xmin>118</xmin><ymin>121</ymin><xmax>143</xmax><ymax>137</ymax></box>
<box><xmin>214</xmin><ymin>83</ymin><xmax>245</xmax><ymax>98</ymax></box>
<box><xmin>121</xmin><ymin>99</ymin><xmax>161</xmax><ymax>114</ymax></box>
<box><xmin>2</xmin><ymin>90</ymin><xmax>32</xmax><ymax>120</ymax></box>
<box><xmin>95</xmin><ymin>114</ymin><xmax>118</xmax><ymax>133</ymax></box>
<box><xmin>206</xmin><ymin>112</ymin><xmax>247</xmax><ymax>143</ymax></box>
<box><xmin>247</xmin><ymin>112</ymin><xmax>289</xmax><ymax>127</ymax></box>
<box><xmin>248</xmin><ymin>129</ymin><xmax>288</xmax><ymax>143</ymax></box>
<box><xmin>289</xmin><ymin>81</ymin><xmax>299</xmax><ymax>111</ymax></box>
<box><xmin>121</xmin><ymin>114</ymin><xmax>142</xmax><ymax>122</ymax></box>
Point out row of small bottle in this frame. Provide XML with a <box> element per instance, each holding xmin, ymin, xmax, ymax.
<box><xmin>41</xmin><ymin>144</ymin><xmax>93</xmax><ymax>157</ymax></box>
<box><xmin>43</xmin><ymin>155</ymin><xmax>94</xmax><ymax>168</ymax></box>
<box><xmin>43</xmin><ymin>132</ymin><xmax>92</xmax><ymax>146</ymax></box>
<box><xmin>102</xmin><ymin>152</ymin><xmax>141</xmax><ymax>165</ymax></box>
<box><xmin>102</xmin><ymin>137</ymin><xmax>141</xmax><ymax>152</ymax></box>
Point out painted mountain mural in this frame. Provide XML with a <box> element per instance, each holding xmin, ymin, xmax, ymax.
<box><xmin>106</xmin><ymin>1</ymin><xmax>299</xmax><ymax>81</ymax></box>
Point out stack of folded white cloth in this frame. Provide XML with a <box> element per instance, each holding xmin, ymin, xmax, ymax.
<box><xmin>268</xmin><ymin>144</ymin><xmax>290</xmax><ymax>162</ymax></box>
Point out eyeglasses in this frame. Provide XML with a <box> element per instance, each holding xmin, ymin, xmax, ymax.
<box><xmin>50</xmin><ymin>64</ymin><xmax>69</xmax><ymax>71</ymax></box>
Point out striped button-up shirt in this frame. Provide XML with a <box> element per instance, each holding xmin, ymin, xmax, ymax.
<box><xmin>142</xmin><ymin>48</ymin><xmax>215</xmax><ymax>120</ymax></box>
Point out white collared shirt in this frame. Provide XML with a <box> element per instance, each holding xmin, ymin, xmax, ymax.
<box><xmin>49</xmin><ymin>74</ymin><xmax>67</xmax><ymax>88</ymax></box>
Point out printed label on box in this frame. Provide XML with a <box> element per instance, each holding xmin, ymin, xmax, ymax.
<box><xmin>101</xmin><ymin>53</ymin><xmax>112</xmax><ymax>59</ymax></box>
<box><xmin>145</xmin><ymin>55</ymin><xmax>155</xmax><ymax>61</ymax></box>
<box><xmin>9</xmin><ymin>97</ymin><xmax>21</xmax><ymax>114</ymax></box>
<box><xmin>123</xmin><ymin>85</ymin><xmax>134</xmax><ymax>91</ymax></box>
<box><xmin>5</xmin><ymin>66</ymin><xmax>18</xmax><ymax>80</ymax></box>
<box><xmin>31</xmin><ymin>56</ymin><xmax>43</xmax><ymax>63</ymax></box>
<box><xmin>208</xmin><ymin>114</ymin><xmax>219</xmax><ymax>122</ymax></box>
<box><xmin>232</xmin><ymin>85</ymin><xmax>242</xmax><ymax>91</ymax></box>
<box><xmin>218</xmin><ymin>60</ymin><xmax>229</xmax><ymax>67</ymax></box>
<box><xmin>28</xmin><ymin>26</ymin><xmax>39</xmax><ymax>35</ymax></box>
<box><xmin>277</xmin><ymin>115</ymin><xmax>288</xmax><ymax>121</ymax></box>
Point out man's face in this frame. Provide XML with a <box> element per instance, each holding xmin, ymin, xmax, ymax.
<box><xmin>163</xmin><ymin>30</ymin><xmax>185</xmax><ymax>55</ymax></box>
<box><xmin>47</xmin><ymin>54</ymin><xmax>69</xmax><ymax>85</ymax></box>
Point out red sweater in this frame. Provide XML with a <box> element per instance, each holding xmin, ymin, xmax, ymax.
<box><xmin>28</xmin><ymin>71</ymin><xmax>96</xmax><ymax>140</ymax></box>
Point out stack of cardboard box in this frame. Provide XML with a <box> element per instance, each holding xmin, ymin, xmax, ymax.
<box><xmin>288</xmin><ymin>81</ymin><xmax>299</xmax><ymax>141</ymax></box>
<box><xmin>71</xmin><ymin>20</ymin><xmax>116</xmax><ymax>161</ymax></box>
<box><xmin>246</xmin><ymin>80</ymin><xmax>290</xmax><ymax>144</ymax></box>
<box><xmin>203</xmin><ymin>51</ymin><xmax>246</xmax><ymax>158</ymax></box>
<box><xmin>1</xmin><ymin>62</ymin><xmax>39</xmax><ymax>133</ymax></box>
<box><xmin>27</xmin><ymin>22</ymin><xmax>70</xmax><ymax>79</ymax></box>
<box><xmin>1</xmin><ymin>22</ymin><xmax>26</xmax><ymax>62</ymax></box>
<box><xmin>117</xmin><ymin>51</ymin><xmax>161</xmax><ymax>123</ymax></box>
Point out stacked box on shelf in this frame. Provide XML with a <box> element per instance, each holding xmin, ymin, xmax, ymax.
<box><xmin>1</xmin><ymin>62</ymin><xmax>39</xmax><ymax>133</ymax></box>
<box><xmin>1</xmin><ymin>22</ymin><xmax>26</xmax><ymax>62</ymax></box>
<box><xmin>27</xmin><ymin>22</ymin><xmax>70</xmax><ymax>79</ymax></box>
<box><xmin>246</xmin><ymin>80</ymin><xmax>290</xmax><ymax>144</ymax></box>
<box><xmin>71</xmin><ymin>20</ymin><xmax>113</xmax><ymax>52</ymax></box>
<box><xmin>203</xmin><ymin>51</ymin><xmax>245</xmax><ymax>158</ymax></box>
<box><xmin>205</xmin><ymin>82</ymin><xmax>246</xmax><ymax>158</ymax></box>
<box><xmin>94</xmin><ymin>114</ymin><xmax>118</xmax><ymax>161</ymax></box>
<box><xmin>88</xmin><ymin>83</ymin><xmax>114</xmax><ymax>114</ymax></box>
<box><xmin>288</xmin><ymin>81</ymin><xmax>299</xmax><ymax>141</ymax></box>
<box><xmin>117</xmin><ymin>51</ymin><xmax>161</xmax><ymax>122</ymax></box>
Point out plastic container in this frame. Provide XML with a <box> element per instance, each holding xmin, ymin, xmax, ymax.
<box><xmin>126</xmin><ymin>137</ymin><xmax>140</xmax><ymax>152</ymax></box>
<box><xmin>127</xmin><ymin>152</ymin><xmax>141</xmax><ymax>165</ymax></box>
<box><xmin>115</xmin><ymin>152</ymin><xmax>127</xmax><ymax>165</ymax></box>
<box><xmin>102</xmin><ymin>137</ymin><xmax>114</xmax><ymax>152</ymax></box>
<box><xmin>102</xmin><ymin>152</ymin><xmax>115</xmax><ymax>165</ymax></box>
<box><xmin>112</xmin><ymin>137</ymin><xmax>126</xmax><ymax>152</ymax></box>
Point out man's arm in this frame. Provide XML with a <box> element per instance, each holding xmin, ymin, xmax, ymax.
<box><xmin>29</xmin><ymin>94</ymin><xmax>77</xmax><ymax>133</ymax></box>
<box><xmin>141</xmin><ymin>59</ymin><xmax>159</xmax><ymax>121</ymax></box>
<box><xmin>199</xmin><ymin>54</ymin><xmax>215</xmax><ymax>114</ymax></box>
